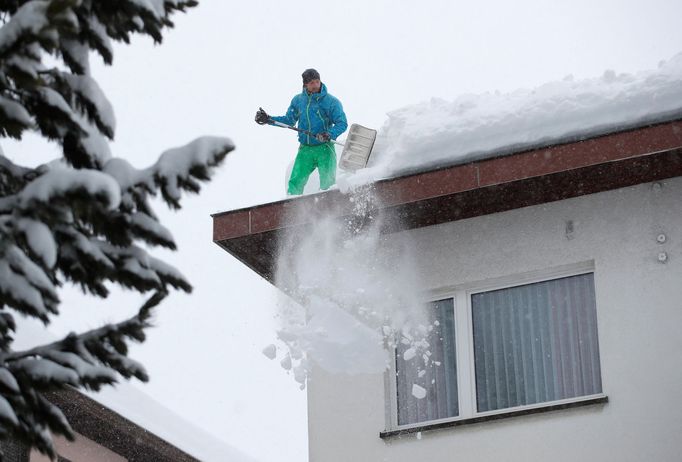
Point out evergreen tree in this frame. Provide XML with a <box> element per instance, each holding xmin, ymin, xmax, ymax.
<box><xmin>0</xmin><ymin>1</ymin><xmax>233</xmax><ymax>459</ymax></box>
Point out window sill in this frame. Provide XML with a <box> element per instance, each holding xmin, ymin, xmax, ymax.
<box><xmin>380</xmin><ymin>395</ymin><xmax>608</xmax><ymax>439</ymax></box>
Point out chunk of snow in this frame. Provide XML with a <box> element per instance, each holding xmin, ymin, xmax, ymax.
<box><xmin>61</xmin><ymin>72</ymin><xmax>116</xmax><ymax>134</ymax></box>
<box><xmin>13</xmin><ymin>358</ymin><xmax>79</xmax><ymax>384</ymax></box>
<box><xmin>43</xmin><ymin>351</ymin><xmax>117</xmax><ymax>382</ymax></box>
<box><xmin>16</xmin><ymin>218</ymin><xmax>57</xmax><ymax>268</ymax></box>
<box><xmin>102</xmin><ymin>157</ymin><xmax>144</xmax><ymax>190</ymax></box>
<box><xmin>79</xmin><ymin>121</ymin><xmax>113</xmax><ymax>164</ymax></box>
<box><xmin>129</xmin><ymin>0</ymin><xmax>166</xmax><ymax>18</ymax></box>
<box><xmin>0</xmin><ymin>395</ymin><xmax>19</xmax><ymax>426</ymax></box>
<box><xmin>262</xmin><ymin>344</ymin><xmax>277</xmax><ymax>360</ymax></box>
<box><xmin>122</xmin><ymin>257</ymin><xmax>161</xmax><ymax>284</ymax></box>
<box><xmin>0</xmin><ymin>95</ymin><xmax>33</xmax><ymax>127</ymax></box>
<box><xmin>293</xmin><ymin>364</ymin><xmax>307</xmax><ymax>387</ymax></box>
<box><xmin>0</xmin><ymin>368</ymin><xmax>20</xmax><ymax>394</ymax></box>
<box><xmin>61</xmin><ymin>38</ymin><xmax>90</xmax><ymax>74</ymax></box>
<box><xmin>0</xmin><ymin>246</ymin><xmax>57</xmax><ymax>319</ymax></box>
<box><xmin>411</xmin><ymin>384</ymin><xmax>427</xmax><ymax>400</ymax></box>
<box><xmin>38</xmin><ymin>87</ymin><xmax>79</xmax><ymax>122</ymax></box>
<box><xmin>18</xmin><ymin>167</ymin><xmax>120</xmax><ymax>210</ymax></box>
<box><xmin>61</xmin><ymin>228</ymin><xmax>115</xmax><ymax>269</ymax></box>
<box><xmin>7</xmin><ymin>55</ymin><xmax>41</xmax><ymax>79</ymax></box>
<box><xmin>131</xmin><ymin>16</ymin><xmax>144</xmax><ymax>29</ymax></box>
<box><xmin>130</xmin><ymin>212</ymin><xmax>174</xmax><ymax>245</ymax></box>
<box><xmin>403</xmin><ymin>347</ymin><xmax>417</xmax><ymax>361</ymax></box>
<box><xmin>147</xmin><ymin>255</ymin><xmax>188</xmax><ymax>286</ymax></box>
<box><xmin>0</xmin><ymin>260</ymin><xmax>49</xmax><ymax>318</ymax></box>
<box><xmin>85</xmin><ymin>15</ymin><xmax>113</xmax><ymax>59</ymax></box>
<box><xmin>0</xmin><ymin>2</ymin><xmax>48</xmax><ymax>56</ymax></box>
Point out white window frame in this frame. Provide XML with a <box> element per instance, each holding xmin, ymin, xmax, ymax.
<box><xmin>385</xmin><ymin>261</ymin><xmax>606</xmax><ymax>432</ymax></box>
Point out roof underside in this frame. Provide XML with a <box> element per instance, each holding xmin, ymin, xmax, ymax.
<box><xmin>213</xmin><ymin>119</ymin><xmax>682</xmax><ymax>283</ymax></box>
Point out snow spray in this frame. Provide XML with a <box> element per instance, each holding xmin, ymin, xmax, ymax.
<box><xmin>267</xmin><ymin>185</ymin><xmax>434</xmax><ymax>390</ymax></box>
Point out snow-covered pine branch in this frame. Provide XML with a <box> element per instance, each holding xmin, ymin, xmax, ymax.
<box><xmin>0</xmin><ymin>291</ymin><xmax>166</xmax><ymax>460</ymax></box>
<box><xmin>0</xmin><ymin>0</ymin><xmax>231</xmax><ymax>459</ymax></box>
<box><xmin>104</xmin><ymin>136</ymin><xmax>235</xmax><ymax>209</ymax></box>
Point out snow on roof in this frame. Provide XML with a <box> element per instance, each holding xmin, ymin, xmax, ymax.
<box><xmin>345</xmin><ymin>51</ymin><xmax>682</xmax><ymax>187</ymax></box>
<box><xmin>13</xmin><ymin>320</ymin><xmax>258</xmax><ymax>462</ymax></box>
<box><xmin>85</xmin><ymin>384</ymin><xmax>259</xmax><ymax>462</ymax></box>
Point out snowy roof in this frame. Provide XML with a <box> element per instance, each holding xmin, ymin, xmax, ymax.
<box><xmin>346</xmin><ymin>52</ymin><xmax>682</xmax><ymax>184</ymax></box>
<box><xmin>84</xmin><ymin>383</ymin><xmax>258</xmax><ymax>462</ymax></box>
<box><xmin>215</xmin><ymin>117</ymin><xmax>682</xmax><ymax>282</ymax></box>
<box><xmin>13</xmin><ymin>320</ymin><xmax>257</xmax><ymax>462</ymax></box>
<box><xmin>214</xmin><ymin>51</ymin><xmax>682</xmax><ymax>281</ymax></box>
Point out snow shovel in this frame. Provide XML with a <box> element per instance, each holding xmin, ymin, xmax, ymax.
<box><xmin>270</xmin><ymin>120</ymin><xmax>377</xmax><ymax>172</ymax></box>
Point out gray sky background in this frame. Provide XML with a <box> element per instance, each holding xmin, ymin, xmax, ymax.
<box><xmin>7</xmin><ymin>1</ymin><xmax>682</xmax><ymax>461</ymax></box>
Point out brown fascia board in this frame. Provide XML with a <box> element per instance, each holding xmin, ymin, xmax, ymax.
<box><xmin>213</xmin><ymin>119</ymin><xmax>682</xmax><ymax>283</ymax></box>
<box><xmin>47</xmin><ymin>388</ymin><xmax>199</xmax><ymax>462</ymax></box>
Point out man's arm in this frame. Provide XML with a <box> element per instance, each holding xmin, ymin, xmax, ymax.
<box><xmin>327</xmin><ymin>97</ymin><xmax>348</xmax><ymax>140</ymax></box>
<box><xmin>270</xmin><ymin>96</ymin><xmax>300</xmax><ymax>126</ymax></box>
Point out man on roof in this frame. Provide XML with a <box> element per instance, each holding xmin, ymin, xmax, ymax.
<box><xmin>255</xmin><ymin>68</ymin><xmax>348</xmax><ymax>195</ymax></box>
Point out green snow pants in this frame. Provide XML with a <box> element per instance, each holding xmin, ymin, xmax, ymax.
<box><xmin>288</xmin><ymin>142</ymin><xmax>337</xmax><ymax>195</ymax></box>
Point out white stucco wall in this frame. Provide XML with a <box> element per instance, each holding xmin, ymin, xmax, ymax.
<box><xmin>307</xmin><ymin>177</ymin><xmax>682</xmax><ymax>462</ymax></box>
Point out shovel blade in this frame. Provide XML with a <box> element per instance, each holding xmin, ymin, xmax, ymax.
<box><xmin>338</xmin><ymin>124</ymin><xmax>377</xmax><ymax>171</ymax></box>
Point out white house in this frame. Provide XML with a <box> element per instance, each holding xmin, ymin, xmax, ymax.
<box><xmin>214</xmin><ymin>110</ymin><xmax>682</xmax><ymax>461</ymax></box>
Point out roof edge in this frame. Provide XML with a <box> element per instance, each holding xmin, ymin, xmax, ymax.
<box><xmin>211</xmin><ymin>114</ymin><xmax>682</xmax><ymax>219</ymax></box>
<box><xmin>47</xmin><ymin>388</ymin><xmax>199</xmax><ymax>462</ymax></box>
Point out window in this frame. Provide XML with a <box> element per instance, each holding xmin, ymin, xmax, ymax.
<box><xmin>392</xmin><ymin>270</ymin><xmax>604</xmax><ymax>429</ymax></box>
<box><xmin>396</xmin><ymin>298</ymin><xmax>458</xmax><ymax>425</ymax></box>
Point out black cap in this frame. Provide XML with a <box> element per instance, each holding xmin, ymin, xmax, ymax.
<box><xmin>302</xmin><ymin>68</ymin><xmax>320</xmax><ymax>84</ymax></box>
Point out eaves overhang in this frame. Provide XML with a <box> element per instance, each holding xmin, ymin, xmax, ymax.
<box><xmin>212</xmin><ymin>119</ymin><xmax>682</xmax><ymax>283</ymax></box>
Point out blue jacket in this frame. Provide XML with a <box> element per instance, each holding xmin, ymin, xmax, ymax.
<box><xmin>271</xmin><ymin>83</ymin><xmax>348</xmax><ymax>146</ymax></box>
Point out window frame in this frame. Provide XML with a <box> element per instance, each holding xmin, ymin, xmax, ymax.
<box><xmin>385</xmin><ymin>261</ymin><xmax>606</xmax><ymax>433</ymax></box>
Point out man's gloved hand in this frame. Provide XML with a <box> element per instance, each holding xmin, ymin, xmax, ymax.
<box><xmin>255</xmin><ymin>107</ymin><xmax>271</xmax><ymax>125</ymax></box>
<box><xmin>316</xmin><ymin>132</ymin><xmax>331</xmax><ymax>142</ymax></box>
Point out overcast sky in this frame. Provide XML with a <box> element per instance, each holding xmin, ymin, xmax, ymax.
<box><xmin>7</xmin><ymin>1</ymin><xmax>682</xmax><ymax>461</ymax></box>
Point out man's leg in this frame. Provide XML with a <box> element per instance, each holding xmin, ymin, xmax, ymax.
<box><xmin>317</xmin><ymin>143</ymin><xmax>337</xmax><ymax>190</ymax></box>
<box><xmin>288</xmin><ymin>145</ymin><xmax>316</xmax><ymax>195</ymax></box>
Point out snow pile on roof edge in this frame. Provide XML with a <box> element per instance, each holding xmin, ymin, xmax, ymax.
<box><xmin>343</xmin><ymin>51</ymin><xmax>682</xmax><ymax>187</ymax></box>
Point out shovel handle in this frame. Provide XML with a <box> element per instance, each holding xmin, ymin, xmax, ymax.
<box><xmin>270</xmin><ymin>121</ymin><xmax>345</xmax><ymax>147</ymax></box>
